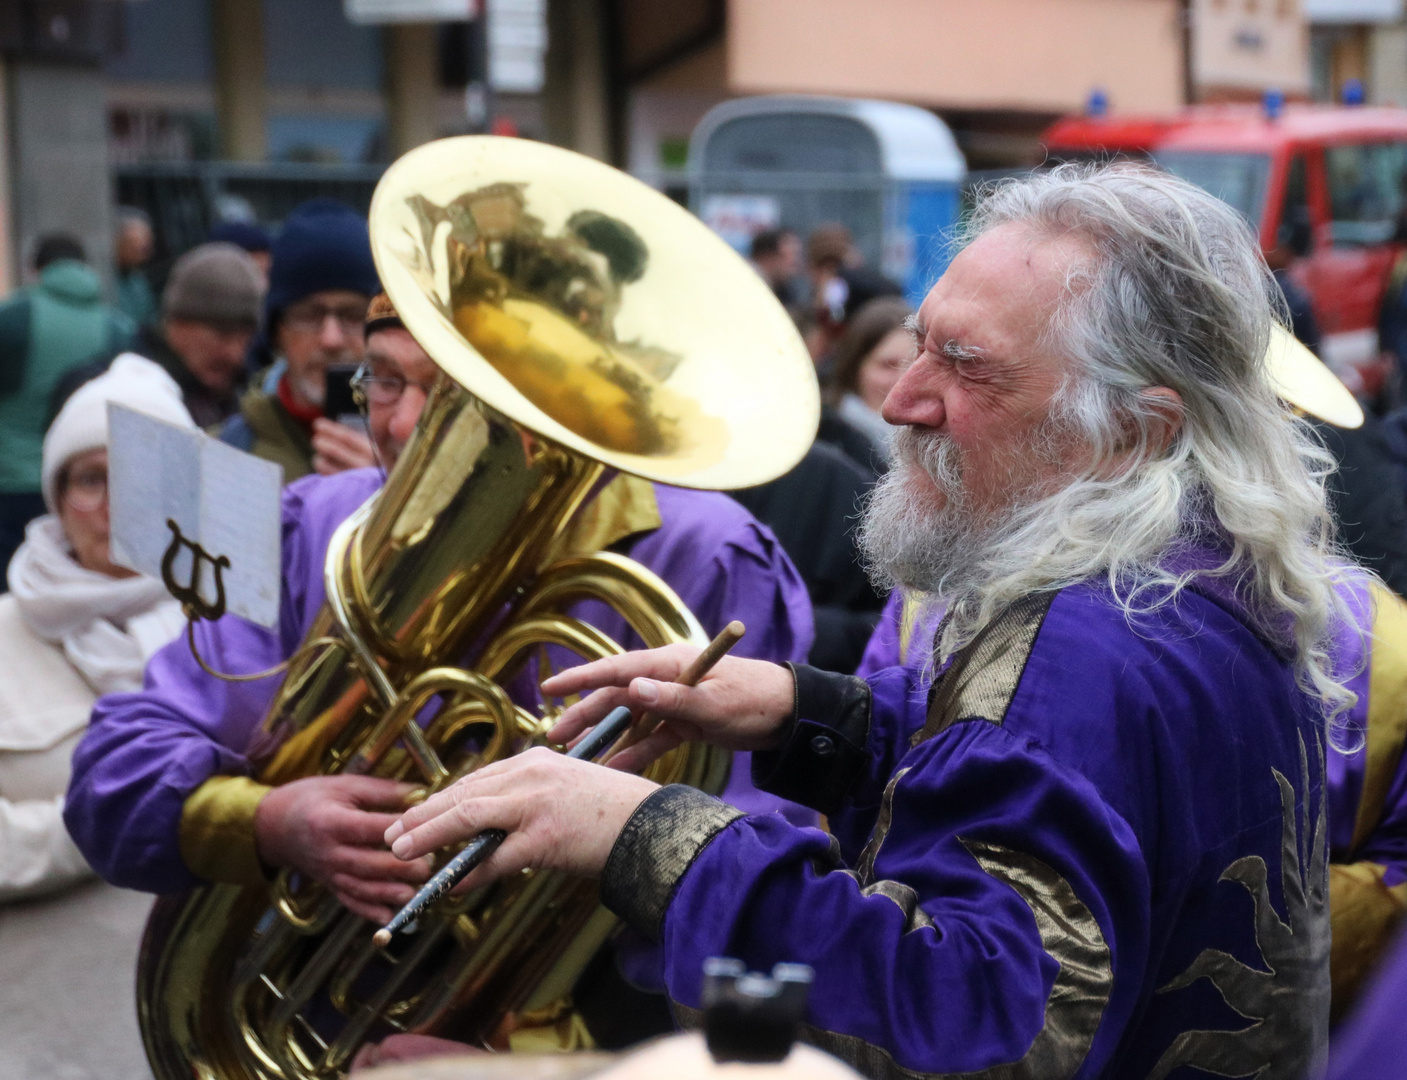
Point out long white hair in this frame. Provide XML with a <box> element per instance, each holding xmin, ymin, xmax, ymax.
<box><xmin>859</xmin><ymin>163</ymin><xmax>1359</xmax><ymax>723</ymax></box>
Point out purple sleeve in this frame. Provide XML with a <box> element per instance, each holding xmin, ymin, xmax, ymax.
<box><xmin>63</xmin><ymin>475</ymin><xmax>343</xmax><ymax>892</ymax></box>
<box><xmin>1351</xmin><ymin>762</ymin><xmax>1407</xmax><ymax>886</ymax></box>
<box><xmin>602</xmin><ymin>714</ymin><xmax>1147</xmax><ymax>1076</ymax></box>
<box><xmin>854</xmin><ymin>590</ymin><xmax>906</xmax><ymax>678</ymax></box>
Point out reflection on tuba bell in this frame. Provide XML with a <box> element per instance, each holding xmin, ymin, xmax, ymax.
<box><xmin>135</xmin><ymin>136</ymin><xmax>819</xmax><ymax>1079</ymax></box>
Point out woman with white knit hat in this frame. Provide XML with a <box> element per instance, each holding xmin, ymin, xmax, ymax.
<box><xmin>0</xmin><ymin>353</ymin><xmax>191</xmax><ymax>1080</ymax></box>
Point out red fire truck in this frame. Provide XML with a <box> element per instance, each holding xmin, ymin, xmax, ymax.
<box><xmin>1044</xmin><ymin>105</ymin><xmax>1407</xmax><ymax>399</ymax></box>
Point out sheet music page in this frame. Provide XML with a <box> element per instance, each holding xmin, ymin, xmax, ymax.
<box><xmin>108</xmin><ymin>404</ymin><xmax>201</xmax><ymax>579</ymax></box>
<box><xmin>199</xmin><ymin>437</ymin><xmax>283</xmax><ymax>627</ymax></box>
<box><xmin>108</xmin><ymin>403</ymin><xmax>284</xmax><ymax>628</ymax></box>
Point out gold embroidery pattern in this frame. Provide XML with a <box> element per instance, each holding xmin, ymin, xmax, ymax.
<box><xmin>917</xmin><ymin>593</ymin><xmax>1055</xmax><ymax>745</ymax></box>
<box><xmin>836</xmin><ymin>870</ymin><xmax>937</xmax><ymax>934</ymax></box>
<box><xmin>856</xmin><ymin>767</ymin><xmax>912</xmax><ymax>882</ymax></box>
<box><xmin>856</xmin><ymin>595</ymin><xmax>1054</xmax><ymax>901</ymax></box>
<box><xmin>952</xmin><ymin>838</ymin><xmax>1113</xmax><ymax>1079</ymax></box>
<box><xmin>854</xmin><ymin>596</ymin><xmax>1053</xmax><ymax>884</ymax></box>
<box><xmin>1145</xmin><ymin>735</ymin><xmax>1330</xmax><ymax>1080</ymax></box>
<box><xmin>811</xmin><ymin>832</ymin><xmax>936</xmax><ymax>934</ymax></box>
<box><xmin>599</xmin><ymin>785</ymin><xmax>742</xmax><ymax>938</ymax></box>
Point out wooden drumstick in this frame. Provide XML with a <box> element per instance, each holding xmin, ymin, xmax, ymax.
<box><xmin>604</xmin><ymin>620</ymin><xmax>745</xmax><ymax>762</ymax></box>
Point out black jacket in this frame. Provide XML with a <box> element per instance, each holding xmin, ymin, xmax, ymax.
<box><xmin>730</xmin><ymin>440</ymin><xmax>885</xmax><ymax>673</ymax></box>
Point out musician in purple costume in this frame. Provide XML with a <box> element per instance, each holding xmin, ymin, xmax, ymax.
<box><xmin>861</xmin><ymin>567</ymin><xmax>1407</xmax><ymax>1018</ymax></box>
<box><xmin>382</xmin><ymin>166</ymin><xmax>1356</xmax><ymax>1078</ymax></box>
<box><xmin>64</xmin><ymin>294</ymin><xmax>813</xmax><ymax>929</ymax></box>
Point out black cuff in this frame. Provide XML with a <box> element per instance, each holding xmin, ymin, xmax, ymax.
<box><xmin>600</xmin><ymin>785</ymin><xmax>743</xmax><ymax>941</ymax></box>
<box><xmin>750</xmin><ymin>663</ymin><xmax>870</xmax><ymax>816</ymax></box>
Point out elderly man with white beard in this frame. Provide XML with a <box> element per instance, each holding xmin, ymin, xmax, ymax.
<box><xmin>380</xmin><ymin>166</ymin><xmax>1349</xmax><ymax>1079</ymax></box>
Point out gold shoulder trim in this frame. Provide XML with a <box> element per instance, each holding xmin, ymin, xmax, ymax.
<box><xmin>1329</xmin><ymin>860</ymin><xmax>1407</xmax><ymax>1017</ymax></box>
<box><xmin>550</xmin><ymin>474</ymin><xmax>661</xmax><ymax>563</ymax></box>
<box><xmin>898</xmin><ymin>592</ymin><xmax>926</xmax><ymax>667</ymax></box>
<box><xmin>918</xmin><ymin>593</ymin><xmax>1054</xmax><ymax>745</ymax></box>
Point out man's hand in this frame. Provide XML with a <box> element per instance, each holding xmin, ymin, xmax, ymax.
<box><xmin>254</xmin><ymin>775</ymin><xmax>432</xmax><ymax>923</ymax></box>
<box><xmin>384</xmin><ymin>748</ymin><xmax>657</xmax><ymax>890</ymax></box>
<box><xmin>311</xmin><ymin>417</ymin><xmax>377</xmax><ymax>475</ymax></box>
<box><xmin>540</xmin><ymin>645</ymin><xmax>795</xmax><ymax>774</ymax></box>
<box><xmin>350</xmin><ymin>1034</ymin><xmax>481</xmax><ymax>1073</ymax></box>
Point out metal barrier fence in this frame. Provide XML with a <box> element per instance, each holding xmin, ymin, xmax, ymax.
<box><xmin>113</xmin><ymin>162</ymin><xmax>387</xmax><ymax>282</ymax></box>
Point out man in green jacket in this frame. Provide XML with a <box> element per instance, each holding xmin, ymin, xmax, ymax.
<box><xmin>0</xmin><ymin>236</ymin><xmax>134</xmax><ymax>588</ymax></box>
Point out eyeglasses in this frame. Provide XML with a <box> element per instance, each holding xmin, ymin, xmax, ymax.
<box><xmin>62</xmin><ymin>468</ymin><xmax>108</xmax><ymax>512</ymax></box>
<box><xmin>351</xmin><ymin>367</ymin><xmax>439</xmax><ymax>407</ymax></box>
<box><xmin>282</xmin><ymin>302</ymin><xmax>369</xmax><ymax>336</ymax></box>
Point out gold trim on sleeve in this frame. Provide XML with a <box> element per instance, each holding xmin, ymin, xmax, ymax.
<box><xmin>1329</xmin><ymin>860</ymin><xmax>1407</xmax><ymax>1018</ymax></box>
<box><xmin>178</xmin><ymin>775</ymin><xmax>273</xmax><ymax>886</ymax></box>
<box><xmin>1351</xmin><ymin>582</ymin><xmax>1407</xmax><ymax>852</ymax></box>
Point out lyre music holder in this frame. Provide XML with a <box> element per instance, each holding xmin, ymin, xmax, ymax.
<box><xmin>160</xmin><ymin>518</ymin><xmax>231</xmax><ymax>623</ymax></box>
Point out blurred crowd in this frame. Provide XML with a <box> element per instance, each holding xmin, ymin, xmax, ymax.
<box><xmin>11</xmin><ymin>184</ymin><xmax>1407</xmax><ymax>1077</ymax></box>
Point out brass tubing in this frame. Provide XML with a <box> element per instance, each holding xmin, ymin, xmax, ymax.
<box><xmin>322</xmin><ymin>919</ymin><xmax>455</xmax><ymax>1071</ymax></box>
<box><xmin>266</xmin><ymin>914</ymin><xmax>368</xmax><ymax>1076</ymax></box>
<box><xmin>516</xmin><ymin>552</ymin><xmax>704</xmax><ymax>647</ymax></box>
<box><xmin>344</xmin><ymin>668</ymin><xmax>516</xmax><ymax>783</ymax></box>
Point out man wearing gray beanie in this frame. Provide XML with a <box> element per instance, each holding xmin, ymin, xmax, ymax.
<box><xmin>140</xmin><ymin>242</ymin><xmax>264</xmax><ymax>429</ymax></box>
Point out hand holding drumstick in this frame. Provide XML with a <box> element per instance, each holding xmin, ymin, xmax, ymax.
<box><xmin>376</xmin><ymin>622</ymin><xmax>756</xmax><ymax>945</ymax></box>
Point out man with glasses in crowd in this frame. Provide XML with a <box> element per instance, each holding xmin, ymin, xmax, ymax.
<box><xmin>219</xmin><ymin>199</ymin><xmax>381</xmax><ymax>482</ymax></box>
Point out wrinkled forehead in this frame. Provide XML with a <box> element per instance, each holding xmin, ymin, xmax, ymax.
<box><xmin>918</xmin><ymin>223</ymin><xmax>1093</xmax><ymax>344</ymax></box>
<box><xmin>366</xmin><ymin>326</ymin><xmax>437</xmax><ymax>379</ymax></box>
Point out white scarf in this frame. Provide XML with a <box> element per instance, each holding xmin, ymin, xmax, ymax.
<box><xmin>8</xmin><ymin>516</ymin><xmax>185</xmax><ymax>695</ymax></box>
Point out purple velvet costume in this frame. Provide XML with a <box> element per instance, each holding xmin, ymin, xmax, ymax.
<box><xmin>861</xmin><ymin>581</ymin><xmax>1407</xmax><ymax>878</ymax></box>
<box><xmin>595</xmin><ymin>566</ymin><xmax>1331</xmax><ymax>1077</ymax></box>
<box><xmin>65</xmin><ymin>468</ymin><xmax>813</xmax><ymax>894</ymax></box>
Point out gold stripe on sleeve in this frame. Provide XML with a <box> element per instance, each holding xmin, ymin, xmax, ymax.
<box><xmin>178</xmin><ymin>775</ymin><xmax>273</xmax><ymax>886</ymax></box>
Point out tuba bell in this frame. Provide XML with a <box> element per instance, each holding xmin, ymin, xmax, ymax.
<box><xmin>134</xmin><ymin>136</ymin><xmax>818</xmax><ymax>1080</ymax></box>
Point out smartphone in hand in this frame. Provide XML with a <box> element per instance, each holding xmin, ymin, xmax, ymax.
<box><xmin>324</xmin><ymin>365</ymin><xmax>366</xmax><ymax>432</ymax></box>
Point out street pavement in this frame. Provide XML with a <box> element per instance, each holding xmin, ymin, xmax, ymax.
<box><xmin>0</xmin><ymin>878</ymin><xmax>153</xmax><ymax>1079</ymax></box>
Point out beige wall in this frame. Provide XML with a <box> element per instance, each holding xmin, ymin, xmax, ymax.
<box><xmin>1194</xmin><ymin>0</ymin><xmax>1309</xmax><ymax>98</ymax></box>
<box><xmin>211</xmin><ymin>0</ymin><xmax>267</xmax><ymax>160</ymax></box>
<box><xmin>385</xmin><ymin>23</ymin><xmax>439</xmax><ymax>157</ymax></box>
<box><xmin>1370</xmin><ymin>23</ymin><xmax>1407</xmax><ymax>106</ymax></box>
<box><xmin>726</xmin><ymin>0</ymin><xmax>1184</xmax><ymax>113</ymax></box>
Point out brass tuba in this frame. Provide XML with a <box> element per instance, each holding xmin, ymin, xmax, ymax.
<box><xmin>134</xmin><ymin>136</ymin><xmax>818</xmax><ymax>1080</ymax></box>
